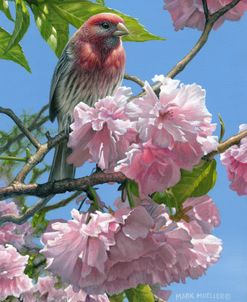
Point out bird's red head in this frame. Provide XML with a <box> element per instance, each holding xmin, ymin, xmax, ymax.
<box><xmin>81</xmin><ymin>13</ymin><xmax>129</xmax><ymax>49</ymax></box>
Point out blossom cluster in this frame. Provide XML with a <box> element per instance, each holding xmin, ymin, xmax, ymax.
<box><xmin>0</xmin><ymin>200</ymin><xmax>34</xmax><ymax>300</ymax></box>
<box><xmin>164</xmin><ymin>0</ymin><xmax>247</xmax><ymax>31</ymax></box>
<box><xmin>221</xmin><ymin>124</ymin><xmax>247</xmax><ymax>195</ymax></box>
<box><xmin>0</xmin><ymin>244</ymin><xmax>32</xmax><ymax>300</ymax></box>
<box><xmin>68</xmin><ymin>76</ymin><xmax>217</xmax><ymax>195</ymax></box>
<box><xmin>0</xmin><ymin>200</ymin><xmax>31</xmax><ymax>248</ymax></box>
<box><xmin>21</xmin><ymin>275</ymin><xmax>109</xmax><ymax>302</ymax></box>
<box><xmin>41</xmin><ymin>196</ymin><xmax>222</xmax><ymax>297</ymax></box>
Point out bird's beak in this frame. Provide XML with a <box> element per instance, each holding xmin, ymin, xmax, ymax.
<box><xmin>113</xmin><ymin>22</ymin><xmax>129</xmax><ymax>37</ymax></box>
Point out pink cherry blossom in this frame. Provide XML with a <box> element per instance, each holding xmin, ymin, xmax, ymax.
<box><xmin>115</xmin><ymin>141</ymin><xmax>181</xmax><ymax>195</ymax></box>
<box><xmin>183</xmin><ymin>195</ymin><xmax>221</xmax><ymax>233</ymax></box>
<box><xmin>22</xmin><ymin>276</ymin><xmax>67</xmax><ymax>302</ymax></box>
<box><xmin>220</xmin><ymin>124</ymin><xmax>247</xmax><ymax>195</ymax></box>
<box><xmin>151</xmin><ymin>286</ymin><xmax>172</xmax><ymax>301</ymax></box>
<box><xmin>0</xmin><ymin>200</ymin><xmax>32</xmax><ymax>249</ymax></box>
<box><xmin>67</xmin><ymin>87</ymin><xmax>137</xmax><ymax>170</ymax></box>
<box><xmin>164</xmin><ymin>0</ymin><xmax>247</xmax><ymax>31</ymax></box>
<box><xmin>41</xmin><ymin>197</ymin><xmax>222</xmax><ymax>296</ymax></box>
<box><xmin>22</xmin><ymin>275</ymin><xmax>110</xmax><ymax>302</ymax></box>
<box><xmin>0</xmin><ymin>244</ymin><xmax>32</xmax><ymax>300</ymax></box>
<box><xmin>65</xmin><ymin>286</ymin><xmax>110</xmax><ymax>302</ymax></box>
<box><xmin>128</xmin><ymin>199</ymin><xmax>222</xmax><ymax>285</ymax></box>
<box><xmin>126</xmin><ymin>76</ymin><xmax>217</xmax><ymax>170</ymax></box>
<box><xmin>41</xmin><ymin>209</ymin><xmax>123</xmax><ymax>290</ymax></box>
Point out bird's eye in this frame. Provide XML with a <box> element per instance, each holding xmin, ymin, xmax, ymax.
<box><xmin>101</xmin><ymin>22</ymin><xmax>110</xmax><ymax>29</ymax></box>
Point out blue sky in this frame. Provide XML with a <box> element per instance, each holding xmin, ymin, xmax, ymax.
<box><xmin>0</xmin><ymin>0</ymin><xmax>247</xmax><ymax>301</ymax></box>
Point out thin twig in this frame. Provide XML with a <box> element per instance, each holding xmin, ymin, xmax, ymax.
<box><xmin>136</xmin><ymin>0</ymin><xmax>242</xmax><ymax>98</ymax></box>
<box><xmin>0</xmin><ymin>112</ymin><xmax>49</xmax><ymax>155</ymax></box>
<box><xmin>166</xmin><ymin>21</ymin><xmax>214</xmax><ymax>79</ymax></box>
<box><xmin>124</xmin><ymin>73</ymin><xmax>145</xmax><ymax>88</ymax></box>
<box><xmin>202</xmin><ymin>0</ymin><xmax>210</xmax><ymax>21</ymax></box>
<box><xmin>154</xmin><ymin>295</ymin><xmax>167</xmax><ymax>302</ymax></box>
<box><xmin>42</xmin><ymin>191</ymin><xmax>81</xmax><ymax>213</ymax></box>
<box><xmin>12</xmin><ymin>130</ymin><xmax>67</xmax><ymax>183</ymax></box>
<box><xmin>29</xmin><ymin>104</ymin><xmax>48</xmax><ymax>127</ymax></box>
<box><xmin>210</xmin><ymin>0</ymin><xmax>241</xmax><ymax>22</ymax></box>
<box><xmin>0</xmin><ymin>107</ymin><xmax>41</xmax><ymax>149</ymax></box>
<box><xmin>166</xmin><ymin>0</ymin><xmax>242</xmax><ymax>79</ymax></box>
<box><xmin>206</xmin><ymin>129</ymin><xmax>247</xmax><ymax>160</ymax></box>
<box><xmin>0</xmin><ymin>155</ymin><xmax>27</xmax><ymax>162</ymax></box>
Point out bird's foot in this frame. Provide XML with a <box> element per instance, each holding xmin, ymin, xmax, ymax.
<box><xmin>65</xmin><ymin>115</ymin><xmax>73</xmax><ymax>135</ymax></box>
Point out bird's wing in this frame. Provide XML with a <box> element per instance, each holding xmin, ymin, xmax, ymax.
<box><xmin>49</xmin><ymin>45</ymin><xmax>73</xmax><ymax>122</ymax></box>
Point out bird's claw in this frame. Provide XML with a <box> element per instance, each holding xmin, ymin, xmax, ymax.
<box><xmin>65</xmin><ymin>115</ymin><xmax>73</xmax><ymax>135</ymax></box>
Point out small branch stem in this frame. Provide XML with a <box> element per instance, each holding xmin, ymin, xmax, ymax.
<box><xmin>13</xmin><ymin>131</ymin><xmax>66</xmax><ymax>183</ymax></box>
<box><xmin>42</xmin><ymin>191</ymin><xmax>81</xmax><ymax>213</ymax></box>
<box><xmin>134</xmin><ymin>0</ymin><xmax>243</xmax><ymax>98</ymax></box>
<box><xmin>206</xmin><ymin>129</ymin><xmax>247</xmax><ymax>159</ymax></box>
<box><xmin>0</xmin><ymin>155</ymin><xmax>27</xmax><ymax>162</ymax></box>
<box><xmin>0</xmin><ymin>107</ymin><xmax>41</xmax><ymax>149</ymax></box>
<box><xmin>0</xmin><ymin>116</ymin><xmax>49</xmax><ymax>155</ymax></box>
<box><xmin>126</xmin><ymin>181</ymin><xmax>135</xmax><ymax>209</ymax></box>
<box><xmin>210</xmin><ymin>0</ymin><xmax>241</xmax><ymax>22</ymax></box>
<box><xmin>202</xmin><ymin>0</ymin><xmax>210</xmax><ymax>21</ymax></box>
<box><xmin>124</xmin><ymin>73</ymin><xmax>145</xmax><ymax>88</ymax></box>
<box><xmin>166</xmin><ymin>22</ymin><xmax>213</xmax><ymax>79</ymax></box>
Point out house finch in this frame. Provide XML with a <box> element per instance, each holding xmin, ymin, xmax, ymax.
<box><xmin>49</xmin><ymin>13</ymin><xmax>129</xmax><ymax>181</ymax></box>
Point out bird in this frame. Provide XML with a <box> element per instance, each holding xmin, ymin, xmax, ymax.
<box><xmin>49</xmin><ymin>13</ymin><xmax>129</xmax><ymax>181</ymax></box>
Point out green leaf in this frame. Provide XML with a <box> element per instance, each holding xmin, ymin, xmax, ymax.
<box><xmin>0</xmin><ymin>27</ymin><xmax>31</xmax><ymax>71</ymax></box>
<box><xmin>30</xmin><ymin>2</ymin><xmax>69</xmax><ymax>57</ymax></box>
<box><xmin>0</xmin><ymin>0</ymin><xmax>13</xmax><ymax>21</ymax></box>
<box><xmin>152</xmin><ymin>189</ymin><xmax>179</xmax><ymax>211</ymax></box>
<box><xmin>96</xmin><ymin>0</ymin><xmax>105</xmax><ymax>5</ymax></box>
<box><xmin>6</xmin><ymin>0</ymin><xmax>30</xmax><ymax>51</ymax></box>
<box><xmin>110</xmin><ymin>293</ymin><xmax>125</xmax><ymax>302</ymax></box>
<box><xmin>128</xmin><ymin>179</ymin><xmax>139</xmax><ymax>197</ymax></box>
<box><xmin>125</xmin><ymin>285</ymin><xmax>155</xmax><ymax>302</ymax></box>
<box><xmin>153</xmin><ymin>160</ymin><xmax>217</xmax><ymax>207</ymax></box>
<box><xmin>24</xmin><ymin>253</ymin><xmax>46</xmax><ymax>280</ymax></box>
<box><xmin>218</xmin><ymin>113</ymin><xmax>225</xmax><ymax>143</ymax></box>
<box><xmin>48</xmin><ymin>0</ymin><xmax>164</xmax><ymax>42</ymax></box>
<box><xmin>32</xmin><ymin>210</ymin><xmax>48</xmax><ymax>235</ymax></box>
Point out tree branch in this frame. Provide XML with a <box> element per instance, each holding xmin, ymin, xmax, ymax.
<box><xmin>165</xmin><ymin>21</ymin><xmax>213</xmax><ymax>79</ymax></box>
<box><xmin>206</xmin><ymin>129</ymin><xmax>247</xmax><ymax>159</ymax></box>
<box><xmin>0</xmin><ymin>128</ymin><xmax>247</xmax><ymax>225</ymax></box>
<box><xmin>165</xmin><ymin>0</ymin><xmax>242</xmax><ymax>79</ymax></box>
<box><xmin>202</xmin><ymin>0</ymin><xmax>210</xmax><ymax>21</ymax></box>
<box><xmin>13</xmin><ymin>130</ymin><xmax>67</xmax><ymax>183</ymax></box>
<box><xmin>0</xmin><ymin>107</ymin><xmax>41</xmax><ymax>149</ymax></box>
<box><xmin>154</xmin><ymin>295</ymin><xmax>167</xmax><ymax>302</ymax></box>
<box><xmin>134</xmin><ymin>0</ymin><xmax>242</xmax><ymax>98</ymax></box>
<box><xmin>210</xmin><ymin>0</ymin><xmax>241</xmax><ymax>22</ymax></box>
<box><xmin>0</xmin><ymin>172</ymin><xmax>126</xmax><ymax>225</ymax></box>
<box><xmin>42</xmin><ymin>191</ymin><xmax>81</xmax><ymax>213</ymax></box>
<box><xmin>30</xmin><ymin>104</ymin><xmax>49</xmax><ymax>126</ymax></box>
<box><xmin>124</xmin><ymin>73</ymin><xmax>145</xmax><ymax>88</ymax></box>
<box><xmin>0</xmin><ymin>107</ymin><xmax>49</xmax><ymax>155</ymax></box>
<box><xmin>0</xmin><ymin>172</ymin><xmax>126</xmax><ymax>201</ymax></box>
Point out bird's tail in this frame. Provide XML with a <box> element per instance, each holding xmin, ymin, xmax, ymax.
<box><xmin>49</xmin><ymin>140</ymin><xmax>75</xmax><ymax>181</ymax></box>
